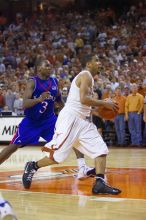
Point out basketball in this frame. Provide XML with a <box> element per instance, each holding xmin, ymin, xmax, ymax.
<box><xmin>97</xmin><ymin>105</ymin><xmax>118</xmax><ymax>120</ymax></box>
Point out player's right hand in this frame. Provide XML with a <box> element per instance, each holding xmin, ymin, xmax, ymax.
<box><xmin>38</xmin><ymin>92</ymin><xmax>50</xmax><ymax>102</ymax></box>
<box><xmin>103</xmin><ymin>99</ymin><xmax>119</xmax><ymax>112</ymax></box>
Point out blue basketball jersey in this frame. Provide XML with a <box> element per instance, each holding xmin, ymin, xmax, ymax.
<box><xmin>24</xmin><ymin>76</ymin><xmax>60</xmax><ymax>121</ymax></box>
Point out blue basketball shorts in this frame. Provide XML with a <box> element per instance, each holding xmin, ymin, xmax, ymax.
<box><xmin>10</xmin><ymin>114</ymin><xmax>57</xmax><ymax>145</ymax></box>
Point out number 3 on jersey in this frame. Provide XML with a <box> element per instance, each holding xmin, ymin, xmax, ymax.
<box><xmin>39</xmin><ymin>101</ymin><xmax>48</xmax><ymax>114</ymax></box>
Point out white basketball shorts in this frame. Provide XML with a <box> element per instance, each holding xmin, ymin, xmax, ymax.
<box><xmin>43</xmin><ymin>108</ymin><xmax>109</xmax><ymax>163</ymax></box>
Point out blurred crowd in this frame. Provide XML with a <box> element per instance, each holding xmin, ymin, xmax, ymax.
<box><xmin>0</xmin><ymin>1</ymin><xmax>146</xmax><ymax>146</ymax></box>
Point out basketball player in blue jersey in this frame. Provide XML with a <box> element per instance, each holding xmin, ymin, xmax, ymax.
<box><xmin>0</xmin><ymin>59</ymin><xmax>95</xmax><ymax>179</ymax></box>
<box><xmin>0</xmin><ymin>60</ymin><xmax>61</xmax><ymax>164</ymax></box>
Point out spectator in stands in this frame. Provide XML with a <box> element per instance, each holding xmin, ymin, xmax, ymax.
<box><xmin>0</xmin><ymin>3</ymin><xmax>146</xmax><ymax>146</ymax></box>
<box><xmin>143</xmin><ymin>95</ymin><xmax>146</xmax><ymax>146</ymax></box>
<box><xmin>0</xmin><ymin>88</ymin><xmax>5</xmax><ymax>113</ymax></box>
<box><xmin>75</xmin><ymin>33</ymin><xmax>84</xmax><ymax>55</ymax></box>
<box><xmin>114</xmin><ymin>87</ymin><xmax>126</xmax><ymax>146</ymax></box>
<box><xmin>1</xmin><ymin>105</ymin><xmax>16</xmax><ymax>116</ymax></box>
<box><xmin>62</xmin><ymin>87</ymin><xmax>68</xmax><ymax>103</ymax></box>
<box><xmin>4</xmin><ymin>89</ymin><xmax>16</xmax><ymax>112</ymax></box>
<box><xmin>0</xmin><ymin>60</ymin><xmax>5</xmax><ymax>73</ymax></box>
<box><xmin>123</xmin><ymin>85</ymin><xmax>130</xmax><ymax>97</ymax></box>
<box><xmin>13</xmin><ymin>93</ymin><xmax>24</xmax><ymax>116</ymax></box>
<box><xmin>125</xmin><ymin>83</ymin><xmax>144</xmax><ymax>146</ymax></box>
<box><xmin>138</xmin><ymin>81</ymin><xmax>146</xmax><ymax>97</ymax></box>
<box><xmin>102</xmin><ymin>84</ymin><xmax>113</xmax><ymax>99</ymax></box>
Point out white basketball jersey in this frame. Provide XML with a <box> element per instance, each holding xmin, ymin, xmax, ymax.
<box><xmin>65</xmin><ymin>70</ymin><xmax>94</xmax><ymax>117</ymax></box>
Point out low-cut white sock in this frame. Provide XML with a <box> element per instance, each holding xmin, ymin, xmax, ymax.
<box><xmin>77</xmin><ymin>158</ymin><xmax>86</xmax><ymax>169</ymax></box>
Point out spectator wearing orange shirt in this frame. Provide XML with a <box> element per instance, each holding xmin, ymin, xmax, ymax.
<box><xmin>102</xmin><ymin>84</ymin><xmax>112</xmax><ymax>99</ymax></box>
<box><xmin>123</xmin><ymin>85</ymin><xmax>130</xmax><ymax>97</ymax></box>
<box><xmin>114</xmin><ymin>87</ymin><xmax>126</xmax><ymax>146</ymax></box>
<box><xmin>137</xmin><ymin>81</ymin><xmax>146</xmax><ymax>97</ymax></box>
<box><xmin>143</xmin><ymin>95</ymin><xmax>146</xmax><ymax>145</ymax></box>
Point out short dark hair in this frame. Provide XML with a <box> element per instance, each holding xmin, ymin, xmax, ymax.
<box><xmin>37</xmin><ymin>59</ymin><xmax>50</xmax><ymax>67</ymax></box>
<box><xmin>35</xmin><ymin>59</ymin><xmax>51</xmax><ymax>71</ymax></box>
<box><xmin>81</xmin><ymin>54</ymin><xmax>94</xmax><ymax>68</ymax></box>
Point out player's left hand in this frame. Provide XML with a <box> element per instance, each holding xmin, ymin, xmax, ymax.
<box><xmin>104</xmin><ymin>98</ymin><xmax>119</xmax><ymax>112</ymax></box>
<box><xmin>39</xmin><ymin>92</ymin><xmax>50</xmax><ymax>102</ymax></box>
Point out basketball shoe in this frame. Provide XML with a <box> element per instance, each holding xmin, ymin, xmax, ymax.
<box><xmin>77</xmin><ymin>166</ymin><xmax>96</xmax><ymax>180</ymax></box>
<box><xmin>0</xmin><ymin>200</ymin><xmax>17</xmax><ymax>220</ymax></box>
<box><xmin>92</xmin><ymin>178</ymin><xmax>121</xmax><ymax>195</ymax></box>
<box><xmin>22</xmin><ymin>161</ymin><xmax>37</xmax><ymax>189</ymax></box>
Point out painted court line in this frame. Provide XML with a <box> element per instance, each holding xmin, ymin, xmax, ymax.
<box><xmin>0</xmin><ymin>171</ymin><xmax>77</xmax><ymax>184</ymax></box>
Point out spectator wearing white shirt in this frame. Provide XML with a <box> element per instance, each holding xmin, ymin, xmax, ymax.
<box><xmin>5</xmin><ymin>89</ymin><xmax>16</xmax><ymax>112</ymax></box>
<box><xmin>13</xmin><ymin>93</ymin><xmax>24</xmax><ymax>116</ymax></box>
<box><xmin>111</xmin><ymin>77</ymin><xmax>119</xmax><ymax>91</ymax></box>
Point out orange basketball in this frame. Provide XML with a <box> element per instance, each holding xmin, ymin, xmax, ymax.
<box><xmin>97</xmin><ymin>106</ymin><xmax>118</xmax><ymax>120</ymax></box>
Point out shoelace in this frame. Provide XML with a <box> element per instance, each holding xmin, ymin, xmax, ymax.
<box><xmin>26</xmin><ymin>169</ymin><xmax>36</xmax><ymax>181</ymax></box>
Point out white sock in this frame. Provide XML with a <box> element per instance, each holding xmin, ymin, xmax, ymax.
<box><xmin>77</xmin><ymin>158</ymin><xmax>86</xmax><ymax>169</ymax></box>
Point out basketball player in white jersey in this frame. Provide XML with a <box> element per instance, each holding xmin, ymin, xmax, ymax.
<box><xmin>22</xmin><ymin>55</ymin><xmax>121</xmax><ymax>194</ymax></box>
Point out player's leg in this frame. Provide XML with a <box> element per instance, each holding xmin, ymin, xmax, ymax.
<box><xmin>0</xmin><ymin>118</ymin><xmax>41</xmax><ymax>165</ymax></box>
<box><xmin>92</xmin><ymin>154</ymin><xmax>121</xmax><ymax>194</ymax></box>
<box><xmin>22</xmin><ymin>156</ymin><xmax>56</xmax><ymax>189</ymax></box>
<box><xmin>0</xmin><ymin>143</ymin><xmax>21</xmax><ymax>165</ymax></box>
<box><xmin>73</xmin><ymin>147</ymin><xmax>96</xmax><ymax>179</ymax></box>
<box><xmin>78</xmin><ymin>121</ymin><xmax>121</xmax><ymax>195</ymax></box>
<box><xmin>74</xmin><ymin>116</ymin><xmax>104</xmax><ymax>180</ymax></box>
<box><xmin>0</xmin><ymin>191</ymin><xmax>17</xmax><ymax>219</ymax></box>
<box><xmin>0</xmin><ymin>123</ymin><xmax>23</xmax><ymax>165</ymax></box>
<box><xmin>22</xmin><ymin>114</ymin><xmax>80</xmax><ymax>189</ymax></box>
<box><xmin>22</xmin><ymin>130</ymin><xmax>76</xmax><ymax>189</ymax></box>
<box><xmin>41</xmin><ymin>114</ymin><xmax>96</xmax><ymax>179</ymax></box>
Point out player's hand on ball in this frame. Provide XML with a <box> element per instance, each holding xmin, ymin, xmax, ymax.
<box><xmin>39</xmin><ymin>92</ymin><xmax>50</xmax><ymax>102</ymax></box>
<box><xmin>104</xmin><ymin>99</ymin><xmax>119</xmax><ymax>112</ymax></box>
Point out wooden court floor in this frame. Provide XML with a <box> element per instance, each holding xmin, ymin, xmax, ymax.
<box><xmin>0</xmin><ymin>146</ymin><xmax>146</xmax><ymax>220</ymax></box>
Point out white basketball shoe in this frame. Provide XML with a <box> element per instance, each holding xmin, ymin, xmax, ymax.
<box><xmin>0</xmin><ymin>200</ymin><xmax>17</xmax><ymax>220</ymax></box>
<box><xmin>77</xmin><ymin>166</ymin><xmax>96</xmax><ymax>180</ymax></box>
<box><xmin>77</xmin><ymin>166</ymin><xmax>107</xmax><ymax>182</ymax></box>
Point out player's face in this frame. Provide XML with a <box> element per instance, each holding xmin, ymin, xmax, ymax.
<box><xmin>89</xmin><ymin>61</ymin><xmax>102</xmax><ymax>76</ymax></box>
<box><xmin>39</xmin><ymin>62</ymin><xmax>52</xmax><ymax>77</ymax></box>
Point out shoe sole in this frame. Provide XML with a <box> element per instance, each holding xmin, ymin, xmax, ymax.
<box><xmin>92</xmin><ymin>188</ymin><xmax>122</xmax><ymax>195</ymax></box>
<box><xmin>92</xmin><ymin>190</ymin><xmax>121</xmax><ymax>195</ymax></box>
<box><xmin>92</xmin><ymin>192</ymin><xmax>121</xmax><ymax>195</ymax></box>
